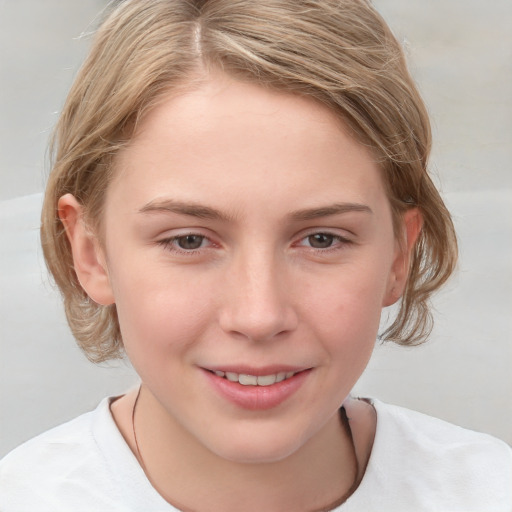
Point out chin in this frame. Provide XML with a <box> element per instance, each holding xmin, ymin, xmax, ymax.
<box><xmin>216</xmin><ymin>444</ymin><xmax>299</xmax><ymax>465</ymax></box>
<box><xmin>205</xmin><ymin>424</ymin><xmax>309</xmax><ymax>465</ymax></box>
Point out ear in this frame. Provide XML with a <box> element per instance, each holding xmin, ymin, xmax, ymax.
<box><xmin>382</xmin><ymin>208</ymin><xmax>423</xmax><ymax>307</ymax></box>
<box><xmin>58</xmin><ymin>194</ymin><xmax>115</xmax><ymax>306</ymax></box>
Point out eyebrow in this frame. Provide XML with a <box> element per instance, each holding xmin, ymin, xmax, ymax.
<box><xmin>289</xmin><ymin>203</ymin><xmax>373</xmax><ymax>221</ymax></box>
<box><xmin>138</xmin><ymin>199</ymin><xmax>372</xmax><ymax>222</ymax></box>
<box><xmin>138</xmin><ymin>199</ymin><xmax>233</xmax><ymax>221</ymax></box>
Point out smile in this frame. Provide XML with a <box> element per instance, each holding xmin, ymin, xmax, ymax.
<box><xmin>203</xmin><ymin>367</ymin><xmax>311</xmax><ymax>410</ymax></box>
<box><xmin>211</xmin><ymin>370</ymin><xmax>298</xmax><ymax>386</ymax></box>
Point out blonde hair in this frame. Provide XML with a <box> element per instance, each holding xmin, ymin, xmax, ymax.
<box><xmin>41</xmin><ymin>0</ymin><xmax>457</xmax><ymax>363</ymax></box>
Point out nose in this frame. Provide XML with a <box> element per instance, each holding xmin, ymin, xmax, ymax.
<box><xmin>218</xmin><ymin>248</ymin><xmax>298</xmax><ymax>342</ymax></box>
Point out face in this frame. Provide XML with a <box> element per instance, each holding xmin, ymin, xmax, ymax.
<box><xmin>72</xmin><ymin>74</ymin><xmax>411</xmax><ymax>464</ymax></box>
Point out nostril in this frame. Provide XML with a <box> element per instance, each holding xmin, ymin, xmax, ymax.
<box><xmin>219</xmin><ymin>307</ymin><xmax>298</xmax><ymax>342</ymax></box>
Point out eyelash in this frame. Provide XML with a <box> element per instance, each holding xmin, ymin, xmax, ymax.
<box><xmin>157</xmin><ymin>230</ymin><xmax>353</xmax><ymax>256</ymax></box>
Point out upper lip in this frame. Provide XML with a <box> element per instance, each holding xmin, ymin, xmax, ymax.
<box><xmin>202</xmin><ymin>365</ymin><xmax>311</xmax><ymax>376</ymax></box>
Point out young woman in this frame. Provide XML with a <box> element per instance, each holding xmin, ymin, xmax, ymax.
<box><xmin>1</xmin><ymin>1</ymin><xmax>510</xmax><ymax>510</ymax></box>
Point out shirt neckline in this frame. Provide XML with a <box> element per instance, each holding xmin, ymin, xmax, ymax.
<box><xmin>93</xmin><ymin>394</ymin><xmax>384</xmax><ymax>511</ymax></box>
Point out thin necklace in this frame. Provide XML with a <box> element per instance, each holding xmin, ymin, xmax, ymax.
<box><xmin>132</xmin><ymin>384</ymin><xmax>147</xmax><ymax>473</ymax></box>
<box><xmin>315</xmin><ymin>406</ymin><xmax>361</xmax><ymax>511</ymax></box>
<box><xmin>131</xmin><ymin>385</ymin><xmax>359</xmax><ymax>511</ymax></box>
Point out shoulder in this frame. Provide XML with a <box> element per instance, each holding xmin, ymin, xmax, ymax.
<box><xmin>358</xmin><ymin>398</ymin><xmax>512</xmax><ymax>510</ymax></box>
<box><xmin>0</xmin><ymin>405</ymin><xmax>97</xmax><ymax>471</ymax></box>
<box><xmin>374</xmin><ymin>399</ymin><xmax>512</xmax><ymax>463</ymax></box>
<box><xmin>0</xmin><ymin>397</ymin><xmax>121</xmax><ymax>511</ymax></box>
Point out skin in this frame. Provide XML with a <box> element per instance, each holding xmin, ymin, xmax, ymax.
<box><xmin>59</xmin><ymin>73</ymin><xmax>421</xmax><ymax>511</ymax></box>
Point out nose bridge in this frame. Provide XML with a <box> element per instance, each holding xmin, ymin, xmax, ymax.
<box><xmin>219</xmin><ymin>243</ymin><xmax>297</xmax><ymax>341</ymax></box>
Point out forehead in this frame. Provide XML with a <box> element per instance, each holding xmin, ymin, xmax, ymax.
<box><xmin>109</xmin><ymin>74</ymin><xmax>388</xmax><ymax>219</ymax></box>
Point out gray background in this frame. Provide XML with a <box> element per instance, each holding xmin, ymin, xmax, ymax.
<box><xmin>0</xmin><ymin>0</ymin><xmax>511</xmax><ymax>457</ymax></box>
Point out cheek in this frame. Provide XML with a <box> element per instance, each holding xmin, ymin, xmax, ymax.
<box><xmin>108</xmin><ymin>258</ymin><xmax>216</xmax><ymax>358</ymax></box>
<box><xmin>303</xmin><ymin>260</ymin><xmax>390</xmax><ymax>347</ymax></box>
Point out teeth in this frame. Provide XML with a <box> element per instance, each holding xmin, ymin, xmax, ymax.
<box><xmin>213</xmin><ymin>370</ymin><xmax>297</xmax><ymax>386</ymax></box>
<box><xmin>239</xmin><ymin>374</ymin><xmax>258</xmax><ymax>385</ymax></box>
<box><xmin>257</xmin><ymin>374</ymin><xmax>276</xmax><ymax>386</ymax></box>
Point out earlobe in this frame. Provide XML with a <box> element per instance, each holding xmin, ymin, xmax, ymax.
<box><xmin>382</xmin><ymin>208</ymin><xmax>423</xmax><ymax>307</ymax></box>
<box><xmin>58</xmin><ymin>194</ymin><xmax>115</xmax><ymax>306</ymax></box>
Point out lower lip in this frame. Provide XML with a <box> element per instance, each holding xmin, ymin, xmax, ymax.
<box><xmin>203</xmin><ymin>369</ymin><xmax>311</xmax><ymax>411</ymax></box>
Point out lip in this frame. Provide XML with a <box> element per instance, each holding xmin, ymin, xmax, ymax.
<box><xmin>202</xmin><ymin>366</ymin><xmax>312</xmax><ymax>411</ymax></box>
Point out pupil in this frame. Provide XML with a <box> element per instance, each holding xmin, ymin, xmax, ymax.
<box><xmin>178</xmin><ymin>235</ymin><xmax>203</xmax><ymax>250</ymax></box>
<box><xmin>309</xmin><ymin>233</ymin><xmax>333</xmax><ymax>248</ymax></box>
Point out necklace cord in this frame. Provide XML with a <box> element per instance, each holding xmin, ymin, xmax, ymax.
<box><xmin>132</xmin><ymin>384</ymin><xmax>146</xmax><ymax>472</ymax></box>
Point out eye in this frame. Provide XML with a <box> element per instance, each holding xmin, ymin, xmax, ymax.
<box><xmin>157</xmin><ymin>233</ymin><xmax>212</xmax><ymax>253</ymax></box>
<box><xmin>295</xmin><ymin>231</ymin><xmax>352</xmax><ymax>251</ymax></box>
<box><xmin>306</xmin><ymin>233</ymin><xmax>336</xmax><ymax>249</ymax></box>
<box><xmin>176</xmin><ymin>234</ymin><xmax>206</xmax><ymax>250</ymax></box>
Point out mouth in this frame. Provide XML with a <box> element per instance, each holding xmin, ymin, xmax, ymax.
<box><xmin>207</xmin><ymin>369</ymin><xmax>300</xmax><ymax>387</ymax></box>
<box><xmin>202</xmin><ymin>366</ymin><xmax>311</xmax><ymax>410</ymax></box>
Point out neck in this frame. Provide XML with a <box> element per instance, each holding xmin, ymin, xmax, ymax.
<box><xmin>119</xmin><ymin>385</ymin><xmax>360</xmax><ymax>512</ymax></box>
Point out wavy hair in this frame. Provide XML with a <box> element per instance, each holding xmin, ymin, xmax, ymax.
<box><xmin>41</xmin><ymin>0</ymin><xmax>457</xmax><ymax>362</ymax></box>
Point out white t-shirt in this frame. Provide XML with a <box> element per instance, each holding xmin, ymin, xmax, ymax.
<box><xmin>0</xmin><ymin>397</ymin><xmax>510</xmax><ymax>511</ymax></box>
